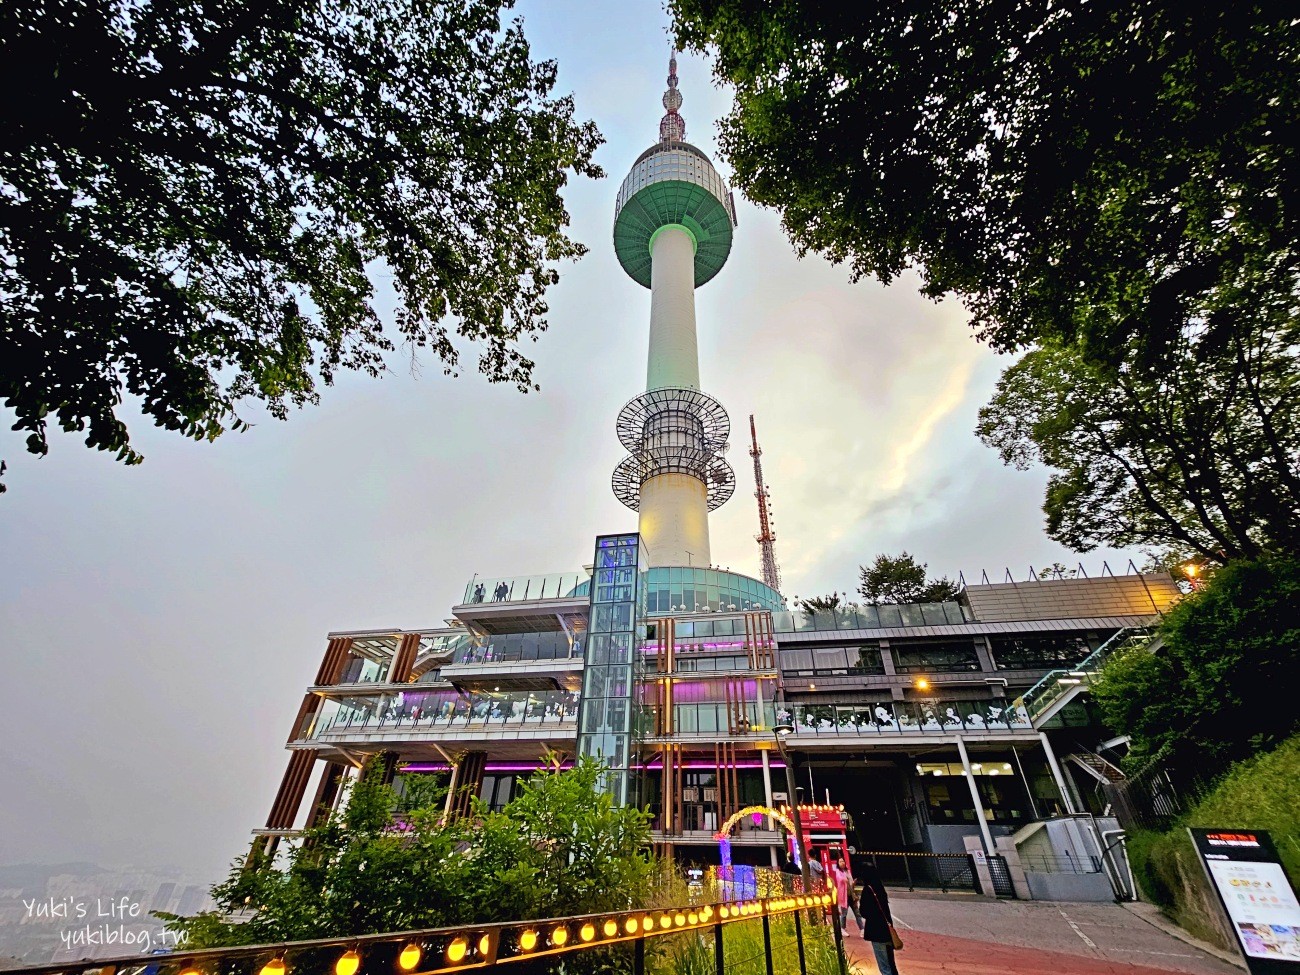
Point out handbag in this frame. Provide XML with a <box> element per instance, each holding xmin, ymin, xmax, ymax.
<box><xmin>866</xmin><ymin>884</ymin><xmax>904</xmax><ymax>950</ymax></box>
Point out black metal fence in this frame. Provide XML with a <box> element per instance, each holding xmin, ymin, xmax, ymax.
<box><xmin>848</xmin><ymin>851</ymin><xmax>978</xmax><ymax>893</ymax></box>
<box><xmin>982</xmin><ymin>855</ymin><xmax>1017</xmax><ymax>898</ymax></box>
<box><xmin>2</xmin><ymin>891</ymin><xmax>846</xmax><ymax>975</ymax></box>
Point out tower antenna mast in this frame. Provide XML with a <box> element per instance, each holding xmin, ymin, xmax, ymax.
<box><xmin>749</xmin><ymin>415</ymin><xmax>781</xmax><ymax>592</ymax></box>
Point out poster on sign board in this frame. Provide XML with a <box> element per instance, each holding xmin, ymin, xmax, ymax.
<box><xmin>1189</xmin><ymin>828</ymin><xmax>1300</xmax><ymax>975</ymax></box>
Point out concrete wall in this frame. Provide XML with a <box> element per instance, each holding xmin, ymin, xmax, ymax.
<box><xmin>926</xmin><ymin>824</ymin><xmax>1013</xmax><ymax>854</ymax></box>
<box><xmin>1025</xmin><ymin>871</ymin><xmax>1116</xmax><ymax>902</ymax></box>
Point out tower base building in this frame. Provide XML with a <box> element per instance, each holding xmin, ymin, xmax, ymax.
<box><xmin>250</xmin><ymin>57</ymin><xmax>1185</xmax><ymax>890</ymax></box>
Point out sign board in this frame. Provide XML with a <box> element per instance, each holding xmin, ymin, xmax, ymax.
<box><xmin>1189</xmin><ymin>828</ymin><xmax>1300</xmax><ymax>973</ymax></box>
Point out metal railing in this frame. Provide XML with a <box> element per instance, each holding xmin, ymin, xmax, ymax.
<box><xmin>3</xmin><ymin>890</ymin><xmax>845</xmax><ymax>975</ymax></box>
<box><xmin>462</xmin><ymin>573</ymin><xmax>590</xmax><ymax>605</ymax></box>
<box><xmin>1017</xmin><ymin>627</ymin><xmax>1152</xmax><ymax>724</ymax></box>
<box><xmin>849</xmin><ymin>851</ymin><xmax>979</xmax><ymax>893</ymax></box>
<box><xmin>1019</xmin><ymin>853</ymin><xmax>1103</xmax><ymax>874</ymax></box>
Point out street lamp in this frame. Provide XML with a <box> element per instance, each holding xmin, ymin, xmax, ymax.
<box><xmin>772</xmin><ymin>723</ymin><xmax>814</xmax><ymax>894</ymax></box>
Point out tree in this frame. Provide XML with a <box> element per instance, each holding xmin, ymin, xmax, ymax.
<box><xmin>1091</xmin><ymin>555</ymin><xmax>1300</xmax><ymax>771</ymax></box>
<box><xmin>794</xmin><ymin>592</ymin><xmax>844</xmax><ymax>614</ymax></box>
<box><xmin>165</xmin><ymin>756</ymin><xmax>652</xmax><ymax>948</ymax></box>
<box><xmin>670</xmin><ymin>1</ymin><xmax>1299</xmax><ymax>367</ymax></box>
<box><xmin>1</xmin><ymin>0</ymin><xmax>602</xmax><ymax>492</ymax></box>
<box><xmin>976</xmin><ymin>318</ymin><xmax>1300</xmax><ymax>562</ymax></box>
<box><xmin>857</xmin><ymin>552</ymin><xmax>960</xmax><ymax>604</ymax></box>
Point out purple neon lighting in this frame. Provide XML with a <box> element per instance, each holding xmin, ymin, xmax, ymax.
<box><xmin>400</xmin><ymin>760</ymin><xmax>785</xmax><ymax>773</ymax></box>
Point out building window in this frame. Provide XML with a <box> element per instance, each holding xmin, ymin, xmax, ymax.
<box><xmin>891</xmin><ymin>642</ymin><xmax>980</xmax><ymax>673</ymax></box>
<box><xmin>989</xmin><ymin>633</ymin><xmax>1091</xmax><ymax>670</ymax></box>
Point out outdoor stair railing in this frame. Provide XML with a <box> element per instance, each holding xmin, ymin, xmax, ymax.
<box><xmin>3</xmin><ymin>889</ymin><xmax>843</xmax><ymax>975</ymax></box>
<box><xmin>1017</xmin><ymin>627</ymin><xmax>1154</xmax><ymax>728</ymax></box>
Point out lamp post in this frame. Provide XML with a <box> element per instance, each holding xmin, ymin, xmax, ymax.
<box><xmin>773</xmin><ymin>723</ymin><xmax>814</xmax><ymax>894</ymax></box>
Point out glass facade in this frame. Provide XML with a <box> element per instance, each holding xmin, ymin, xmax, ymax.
<box><xmin>641</xmin><ymin>566</ymin><xmax>783</xmax><ymax>615</ymax></box>
<box><xmin>576</xmin><ymin>533</ymin><xmax>646</xmax><ymax>803</ymax></box>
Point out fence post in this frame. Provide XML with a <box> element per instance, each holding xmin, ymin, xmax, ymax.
<box><xmin>634</xmin><ymin>936</ymin><xmax>644</xmax><ymax>975</ymax></box>
<box><xmin>714</xmin><ymin>921</ymin><xmax>724</xmax><ymax>975</ymax></box>
<box><xmin>831</xmin><ymin>905</ymin><xmax>849</xmax><ymax>975</ymax></box>
<box><xmin>763</xmin><ymin>912</ymin><xmax>775</xmax><ymax>975</ymax></box>
<box><xmin>794</xmin><ymin>909</ymin><xmax>808</xmax><ymax>975</ymax></box>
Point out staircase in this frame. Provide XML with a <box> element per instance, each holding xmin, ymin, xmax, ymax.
<box><xmin>1066</xmin><ymin>750</ymin><xmax>1126</xmax><ymax>785</ymax></box>
<box><xmin>1017</xmin><ymin>628</ymin><xmax>1156</xmax><ymax>728</ymax></box>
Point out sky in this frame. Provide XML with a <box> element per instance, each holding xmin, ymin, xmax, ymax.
<box><xmin>0</xmin><ymin>2</ymin><xmax>1147</xmax><ymax>883</ymax></box>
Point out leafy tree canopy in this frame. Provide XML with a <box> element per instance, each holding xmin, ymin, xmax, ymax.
<box><xmin>165</xmin><ymin>756</ymin><xmax>652</xmax><ymax>948</ymax></box>
<box><xmin>671</xmin><ymin>1</ymin><xmax>1299</xmax><ymax>368</ymax></box>
<box><xmin>857</xmin><ymin>552</ymin><xmax>960</xmax><ymax>604</ymax></box>
<box><xmin>794</xmin><ymin>592</ymin><xmax>844</xmax><ymax>614</ymax></box>
<box><xmin>976</xmin><ymin>314</ymin><xmax>1300</xmax><ymax>561</ymax></box>
<box><xmin>1091</xmin><ymin>555</ymin><xmax>1300</xmax><ymax>772</ymax></box>
<box><xmin>1</xmin><ymin>0</ymin><xmax>601</xmax><ymax>491</ymax></box>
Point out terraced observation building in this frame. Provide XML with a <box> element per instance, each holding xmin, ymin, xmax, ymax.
<box><xmin>253</xmin><ymin>59</ymin><xmax>1183</xmax><ymax>873</ymax></box>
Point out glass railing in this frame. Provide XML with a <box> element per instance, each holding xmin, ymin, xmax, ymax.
<box><xmin>777</xmin><ymin>700</ymin><xmax>1035</xmax><ymax>736</ymax></box>
<box><xmin>450</xmin><ymin>633</ymin><xmax>583</xmax><ymax>665</ymax></box>
<box><xmin>769</xmin><ymin>602</ymin><xmax>966</xmax><ymax>633</ymax></box>
<box><xmin>1017</xmin><ymin>627</ymin><xmax>1152</xmax><ymax>723</ymax></box>
<box><xmin>461</xmin><ymin>572</ymin><xmax>590</xmax><ymax>605</ymax></box>
<box><xmin>632</xmin><ymin>698</ymin><xmax>1041</xmax><ymax>737</ymax></box>
<box><xmin>304</xmin><ymin>688</ymin><xmax>580</xmax><ymax>738</ymax></box>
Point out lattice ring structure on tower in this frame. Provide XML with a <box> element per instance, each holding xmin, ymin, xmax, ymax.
<box><xmin>612</xmin><ymin>452</ymin><xmax>735</xmax><ymax>512</ymax></box>
<box><xmin>614</xmin><ymin>387</ymin><xmax>730</xmax><ymax>454</ymax></box>
<box><xmin>613</xmin><ymin>142</ymin><xmax>737</xmax><ymax>288</ymax></box>
<box><xmin>611</xmin><ymin>386</ymin><xmax>735</xmax><ymax>512</ymax></box>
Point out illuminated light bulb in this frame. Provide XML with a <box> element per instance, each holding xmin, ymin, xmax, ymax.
<box><xmin>603</xmin><ymin>919</ymin><xmax>618</xmax><ymax>938</ymax></box>
<box><xmin>260</xmin><ymin>959</ymin><xmax>286</xmax><ymax>975</ymax></box>
<box><xmin>642</xmin><ymin>916</ymin><xmax>654</xmax><ymax>932</ymax></box>
<box><xmin>551</xmin><ymin>926</ymin><xmax>568</xmax><ymax>947</ymax></box>
<box><xmin>701</xmin><ymin>906</ymin><xmax>713</xmax><ymax>920</ymax></box>
<box><xmin>659</xmin><ymin>914</ymin><xmax>672</xmax><ymax>930</ymax></box>
<box><xmin>398</xmin><ymin>944</ymin><xmax>421</xmax><ymax>971</ymax></box>
<box><xmin>580</xmin><ymin>924</ymin><xmax>595</xmax><ymax>942</ymax></box>
<box><xmin>624</xmin><ymin>918</ymin><xmax>638</xmax><ymax>935</ymax></box>
<box><xmin>688</xmin><ymin>912</ymin><xmax>698</xmax><ymax>924</ymax></box>
<box><xmin>477</xmin><ymin>935</ymin><xmax>490</xmax><ymax>957</ymax></box>
<box><xmin>674</xmin><ymin>914</ymin><xmax>686</xmax><ymax>927</ymax></box>
<box><xmin>335</xmin><ymin>950</ymin><xmax>361</xmax><ymax>975</ymax></box>
<box><xmin>446</xmin><ymin>938</ymin><xmax>468</xmax><ymax>964</ymax></box>
<box><xmin>519</xmin><ymin>930</ymin><xmax>538</xmax><ymax>952</ymax></box>
<box><xmin>719</xmin><ymin>907</ymin><xmax>730</xmax><ymax>919</ymax></box>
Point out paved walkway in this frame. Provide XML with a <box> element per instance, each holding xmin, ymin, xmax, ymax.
<box><xmin>839</xmin><ymin>896</ymin><xmax>1240</xmax><ymax>975</ymax></box>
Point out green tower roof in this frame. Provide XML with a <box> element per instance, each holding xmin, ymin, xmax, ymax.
<box><xmin>613</xmin><ymin>142</ymin><xmax>737</xmax><ymax>288</ymax></box>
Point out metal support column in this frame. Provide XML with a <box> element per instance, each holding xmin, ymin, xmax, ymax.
<box><xmin>1039</xmin><ymin>731</ymin><xmax>1079</xmax><ymax>815</ymax></box>
<box><xmin>956</xmin><ymin>735</ymin><xmax>996</xmax><ymax>854</ymax></box>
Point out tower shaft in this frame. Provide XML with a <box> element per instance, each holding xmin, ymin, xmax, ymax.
<box><xmin>647</xmin><ymin>226</ymin><xmax>701</xmax><ymax>391</ymax></box>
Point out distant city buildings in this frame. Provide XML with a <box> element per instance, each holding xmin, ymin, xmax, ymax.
<box><xmin>0</xmin><ymin>864</ymin><xmax>213</xmax><ymax>966</ymax></box>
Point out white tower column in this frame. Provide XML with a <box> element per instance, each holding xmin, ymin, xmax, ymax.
<box><xmin>647</xmin><ymin>226</ymin><xmax>700</xmax><ymax>391</ymax></box>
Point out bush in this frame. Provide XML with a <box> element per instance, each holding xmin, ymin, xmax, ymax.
<box><xmin>1092</xmin><ymin>555</ymin><xmax>1300</xmax><ymax>769</ymax></box>
<box><xmin>1130</xmin><ymin>736</ymin><xmax>1300</xmax><ymax>949</ymax></box>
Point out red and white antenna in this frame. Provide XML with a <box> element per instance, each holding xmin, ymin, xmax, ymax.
<box><xmin>749</xmin><ymin>415</ymin><xmax>782</xmax><ymax>592</ymax></box>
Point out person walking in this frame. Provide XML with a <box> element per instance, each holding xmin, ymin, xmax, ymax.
<box><xmin>830</xmin><ymin>858</ymin><xmax>862</xmax><ymax>934</ymax></box>
<box><xmin>857</xmin><ymin>861</ymin><xmax>901</xmax><ymax>975</ymax></box>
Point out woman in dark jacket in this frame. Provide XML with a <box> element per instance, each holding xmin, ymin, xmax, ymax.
<box><xmin>856</xmin><ymin>862</ymin><xmax>899</xmax><ymax>975</ymax></box>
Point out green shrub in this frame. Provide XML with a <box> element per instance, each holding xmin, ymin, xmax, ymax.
<box><xmin>1129</xmin><ymin>736</ymin><xmax>1300</xmax><ymax>949</ymax></box>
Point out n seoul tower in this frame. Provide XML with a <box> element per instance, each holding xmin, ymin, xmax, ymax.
<box><xmin>611</xmin><ymin>54</ymin><xmax>738</xmax><ymax>567</ymax></box>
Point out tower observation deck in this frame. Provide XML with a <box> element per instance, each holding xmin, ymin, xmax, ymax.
<box><xmin>611</xmin><ymin>54</ymin><xmax>738</xmax><ymax>567</ymax></box>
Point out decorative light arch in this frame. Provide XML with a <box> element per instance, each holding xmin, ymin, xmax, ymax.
<box><xmin>715</xmin><ymin>804</ymin><xmax>796</xmax><ymax>840</ymax></box>
<box><xmin>715</xmin><ymin>805</ymin><xmax>797</xmax><ymax>875</ymax></box>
